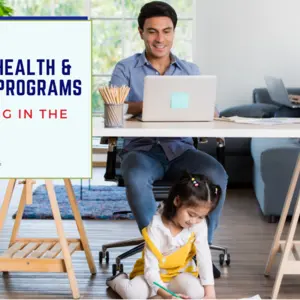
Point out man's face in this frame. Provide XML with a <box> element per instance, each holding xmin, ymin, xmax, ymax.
<box><xmin>139</xmin><ymin>16</ymin><xmax>175</xmax><ymax>59</ymax></box>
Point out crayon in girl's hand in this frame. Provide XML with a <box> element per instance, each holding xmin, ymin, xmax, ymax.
<box><xmin>153</xmin><ymin>281</ymin><xmax>182</xmax><ymax>299</ymax></box>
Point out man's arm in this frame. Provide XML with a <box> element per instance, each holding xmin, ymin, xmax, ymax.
<box><xmin>194</xmin><ymin>221</ymin><xmax>216</xmax><ymax>299</ymax></box>
<box><xmin>288</xmin><ymin>94</ymin><xmax>300</xmax><ymax>103</ymax></box>
<box><xmin>110</xmin><ymin>62</ymin><xmax>143</xmax><ymax>115</ymax></box>
<box><xmin>214</xmin><ymin>107</ymin><xmax>219</xmax><ymax>118</ymax></box>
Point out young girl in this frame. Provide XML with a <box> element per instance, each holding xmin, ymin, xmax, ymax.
<box><xmin>107</xmin><ymin>173</ymin><xmax>221</xmax><ymax>299</ymax></box>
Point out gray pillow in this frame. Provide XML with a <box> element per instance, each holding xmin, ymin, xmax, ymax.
<box><xmin>220</xmin><ymin>103</ymin><xmax>279</xmax><ymax>118</ymax></box>
<box><xmin>274</xmin><ymin>106</ymin><xmax>300</xmax><ymax>118</ymax></box>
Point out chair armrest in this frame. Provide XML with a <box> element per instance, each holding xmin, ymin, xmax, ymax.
<box><xmin>104</xmin><ymin>137</ymin><xmax>118</xmax><ymax>181</ymax></box>
<box><xmin>195</xmin><ymin>138</ymin><xmax>226</xmax><ymax>167</ymax></box>
<box><xmin>100</xmin><ymin>137</ymin><xmax>109</xmax><ymax>144</ymax></box>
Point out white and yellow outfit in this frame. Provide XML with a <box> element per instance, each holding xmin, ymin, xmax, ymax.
<box><xmin>107</xmin><ymin>208</ymin><xmax>214</xmax><ymax>299</ymax></box>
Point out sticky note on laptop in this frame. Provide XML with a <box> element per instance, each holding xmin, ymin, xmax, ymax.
<box><xmin>170</xmin><ymin>92</ymin><xmax>189</xmax><ymax>109</ymax></box>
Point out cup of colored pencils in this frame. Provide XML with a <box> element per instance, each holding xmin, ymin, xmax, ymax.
<box><xmin>99</xmin><ymin>85</ymin><xmax>130</xmax><ymax>128</ymax></box>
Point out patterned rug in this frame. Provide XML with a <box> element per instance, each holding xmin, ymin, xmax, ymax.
<box><xmin>12</xmin><ymin>185</ymin><xmax>135</xmax><ymax>220</ymax></box>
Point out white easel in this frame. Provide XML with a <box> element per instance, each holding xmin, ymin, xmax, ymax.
<box><xmin>0</xmin><ymin>179</ymin><xmax>96</xmax><ymax>299</ymax></box>
<box><xmin>264</xmin><ymin>153</ymin><xmax>300</xmax><ymax>299</ymax></box>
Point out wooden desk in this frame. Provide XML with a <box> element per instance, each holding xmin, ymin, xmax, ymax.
<box><xmin>93</xmin><ymin>116</ymin><xmax>300</xmax><ymax>299</ymax></box>
<box><xmin>93</xmin><ymin>116</ymin><xmax>300</xmax><ymax>138</ymax></box>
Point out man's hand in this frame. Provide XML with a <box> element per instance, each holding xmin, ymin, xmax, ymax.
<box><xmin>214</xmin><ymin>107</ymin><xmax>219</xmax><ymax>118</ymax></box>
<box><xmin>288</xmin><ymin>94</ymin><xmax>300</xmax><ymax>103</ymax></box>
<box><xmin>126</xmin><ymin>101</ymin><xmax>143</xmax><ymax>115</ymax></box>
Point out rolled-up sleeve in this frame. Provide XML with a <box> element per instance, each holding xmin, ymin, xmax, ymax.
<box><xmin>194</xmin><ymin>220</ymin><xmax>215</xmax><ymax>286</ymax></box>
<box><xmin>109</xmin><ymin>62</ymin><xmax>129</xmax><ymax>113</ymax></box>
<box><xmin>110</xmin><ymin>62</ymin><xmax>129</xmax><ymax>87</ymax></box>
<box><xmin>144</xmin><ymin>226</ymin><xmax>166</xmax><ymax>294</ymax></box>
<box><xmin>191</xmin><ymin>63</ymin><xmax>201</xmax><ymax>75</ymax></box>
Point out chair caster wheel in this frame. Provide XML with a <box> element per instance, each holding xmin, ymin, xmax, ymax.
<box><xmin>226</xmin><ymin>254</ymin><xmax>231</xmax><ymax>266</ymax></box>
<box><xmin>112</xmin><ymin>263</ymin><xmax>124</xmax><ymax>276</ymax></box>
<box><xmin>99</xmin><ymin>251</ymin><xmax>109</xmax><ymax>264</ymax></box>
<box><xmin>219</xmin><ymin>254</ymin><xmax>224</xmax><ymax>266</ymax></box>
<box><xmin>219</xmin><ymin>253</ymin><xmax>231</xmax><ymax>266</ymax></box>
<box><xmin>112</xmin><ymin>264</ymin><xmax>117</xmax><ymax>276</ymax></box>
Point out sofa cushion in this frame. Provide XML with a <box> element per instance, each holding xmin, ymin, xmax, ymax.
<box><xmin>274</xmin><ymin>106</ymin><xmax>300</xmax><ymax>117</ymax></box>
<box><xmin>251</xmin><ymin>138</ymin><xmax>300</xmax><ymax>216</ymax></box>
<box><xmin>220</xmin><ymin>103</ymin><xmax>278</xmax><ymax>118</ymax></box>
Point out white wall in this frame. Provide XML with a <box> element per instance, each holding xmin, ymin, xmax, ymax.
<box><xmin>194</xmin><ymin>0</ymin><xmax>300</xmax><ymax>110</ymax></box>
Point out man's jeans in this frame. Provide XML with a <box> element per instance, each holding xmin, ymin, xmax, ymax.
<box><xmin>120</xmin><ymin>144</ymin><xmax>228</xmax><ymax>244</ymax></box>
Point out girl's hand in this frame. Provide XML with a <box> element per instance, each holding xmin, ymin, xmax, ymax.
<box><xmin>203</xmin><ymin>292</ymin><xmax>216</xmax><ymax>299</ymax></box>
<box><xmin>203</xmin><ymin>285</ymin><xmax>216</xmax><ymax>299</ymax></box>
<box><xmin>203</xmin><ymin>295</ymin><xmax>216</xmax><ymax>299</ymax></box>
<box><xmin>172</xmin><ymin>294</ymin><xmax>191</xmax><ymax>299</ymax></box>
<box><xmin>155</xmin><ymin>290</ymin><xmax>191</xmax><ymax>299</ymax></box>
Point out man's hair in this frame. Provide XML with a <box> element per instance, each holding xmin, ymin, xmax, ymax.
<box><xmin>138</xmin><ymin>1</ymin><xmax>177</xmax><ymax>30</ymax></box>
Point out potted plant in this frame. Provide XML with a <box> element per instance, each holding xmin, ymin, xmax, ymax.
<box><xmin>0</xmin><ymin>0</ymin><xmax>13</xmax><ymax>16</ymax></box>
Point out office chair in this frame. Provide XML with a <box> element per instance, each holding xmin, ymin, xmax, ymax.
<box><xmin>99</xmin><ymin>137</ymin><xmax>230</xmax><ymax>275</ymax></box>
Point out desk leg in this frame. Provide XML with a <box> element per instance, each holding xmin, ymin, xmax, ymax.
<box><xmin>264</xmin><ymin>154</ymin><xmax>300</xmax><ymax>299</ymax></box>
<box><xmin>0</xmin><ymin>179</ymin><xmax>16</xmax><ymax>233</ymax></box>
<box><xmin>272</xmin><ymin>190</ymin><xmax>300</xmax><ymax>299</ymax></box>
<box><xmin>45</xmin><ymin>180</ymin><xmax>80</xmax><ymax>299</ymax></box>
<box><xmin>264</xmin><ymin>154</ymin><xmax>300</xmax><ymax>276</ymax></box>
<box><xmin>64</xmin><ymin>178</ymin><xmax>96</xmax><ymax>275</ymax></box>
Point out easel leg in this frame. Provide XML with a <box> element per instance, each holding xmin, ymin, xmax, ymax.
<box><xmin>45</xmin><ymin>180</ymin><xmax>80</xmax><ymax>299</ymax></box>
<box><xmin>271</xmin><ymin>191</ymin><xmax>300</xmax><ymax>299</ymax></box>
<box><xmin>9</xmin><ymin>184</ymin><xmax>27</xmax><ymax>245</ymax></box>
<box><xmin>64</xmin><ymin>179</ymin><xmax>96</xmax><ymax>275</ymax></box>
<box><xmin>264</xmin><ymin>154</ymin><xmax>300</xmax><ymax>276</ymax></box>
<box><xmin>0</xmin><ymin>179</ymin><xmax>16</xmax><ymax>232</ymax></box>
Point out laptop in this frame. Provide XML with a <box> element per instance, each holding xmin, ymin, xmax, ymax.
<box><xmin>264</xmin><ymin>76</ymin><xmax>300</xmax><ymax>108</ymax></box>
<box><xmin>138</xmin><ymin>75</ymin><xmax>217</xmax><ymax>122</ymax></box>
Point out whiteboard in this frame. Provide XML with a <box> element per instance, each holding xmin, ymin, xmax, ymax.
<box><xmin>0</xmin><ymin>18</ymin><xmax>91</xmax><ymax>178</ymax></box>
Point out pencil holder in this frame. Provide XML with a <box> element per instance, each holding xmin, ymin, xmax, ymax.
<box><xmin>104</xmin><ymin>103</ymin><xmax>124</xmax><ymax>128</ymax></box>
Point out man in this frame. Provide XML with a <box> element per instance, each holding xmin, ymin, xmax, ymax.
<box><xmin>289</xmin><ymin>95</ymin><xmax>300</xmax><ymax>103</ymax></box>
<box><xmin>110</xmin><ymin>1</ymin><xmax>228</xmax><ymax>279</ymax></box>
<box><xmin>274</xmin><ymin>94</ymin><xmax>300</xmax><ymax>117</ymax></box>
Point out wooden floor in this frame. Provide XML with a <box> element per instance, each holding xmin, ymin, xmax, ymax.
<box><xmin>0</xmin><ymin>170</ymin><xmax>300</xmax><ymax>299</ymax></box>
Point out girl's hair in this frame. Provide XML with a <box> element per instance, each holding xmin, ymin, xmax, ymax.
<box><xmin>162</xmin><ymin>172</ymin><xmax>222</xmax><ymax>221</ymax></box>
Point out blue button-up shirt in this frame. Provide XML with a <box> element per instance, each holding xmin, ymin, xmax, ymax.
<box><xmin>110</xmin><ymin>51</ymin><xmax>201</xmax><ymax>161</ymax></box>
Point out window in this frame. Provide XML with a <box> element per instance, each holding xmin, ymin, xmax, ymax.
<box><xmin>6</xmin><ymin>0</ymin><xmax>195</xmax><ymax>113</ymax></box>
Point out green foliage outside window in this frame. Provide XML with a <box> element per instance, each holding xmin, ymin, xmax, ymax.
<box><xmin>0</xmin><ymin>0</ymin><xmax>14</xmax><ymax>15</ymax></box>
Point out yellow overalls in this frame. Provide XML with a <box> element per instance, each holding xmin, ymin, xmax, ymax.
<box><xmin>130</xmin><ymin>227</ymin><xmax>199</xmax><ymax>282</ymax></box>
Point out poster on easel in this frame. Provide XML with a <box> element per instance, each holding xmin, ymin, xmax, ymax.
<box><xmin>0</xmin><ymin>17</ymin><xmax>91</xmax><ymax>178</ymax></box>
